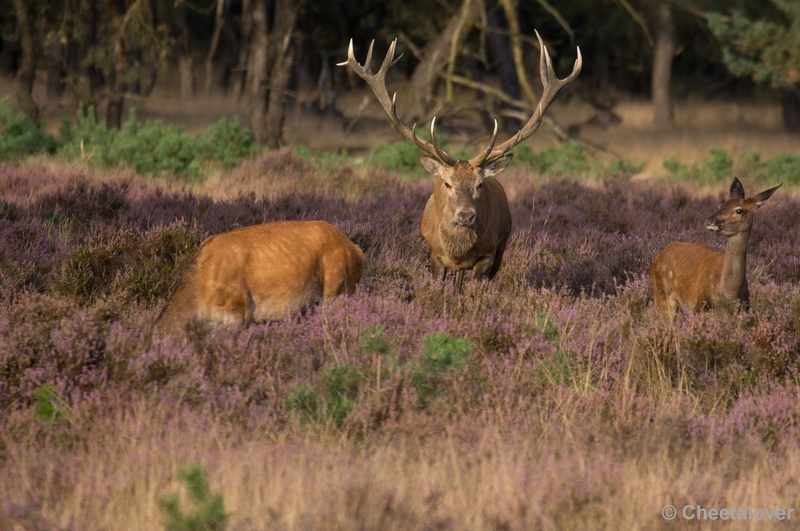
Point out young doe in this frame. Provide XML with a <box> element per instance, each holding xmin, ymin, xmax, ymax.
<box><xmin>153</xmin><ymin>220</ymin><xmax>364</xmax><ymax>335</ymax></box>
<box><xmin>338</xmin><ymin>32</ymin><xmax>581</xmax><ymax>292</ymax></box>
<box><xmin>649</xmin><ymin>177</ymin><xmax>781</xmax><ymax>320</ymax></box>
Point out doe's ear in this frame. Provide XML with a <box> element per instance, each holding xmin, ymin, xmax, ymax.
<box><xmin>480</xmin><ymin>153</ymin><xmax>513</xmax><ymax>178</ymax></box>
<box><xmin>730</xmin><ymin>177</ymin><xmax>745</xmax><ymax>199</ymax></box>
<box><xmin>419</xmin><ymin>154</ymin><xmax>445</xmax><ymax>176</ymax></box>
<box><xmin>753</xmin><ymin>183</ymin><xmax>782</xmax><ymax>207</ymax></box>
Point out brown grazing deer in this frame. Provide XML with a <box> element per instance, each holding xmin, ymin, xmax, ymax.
<box><xmin>338</xmin><ymin>32</ymin><xmax>581</xmax><ymax>291</ymax></box>
<box><xmin>153</xmin><ymin>220</ymin><xmax>364</xmax><ymax>335</ymax></box>
<box><xmin>650</xmin><ymin>177</ymin><xmax>781</xmax><ymax>320</ymax></box>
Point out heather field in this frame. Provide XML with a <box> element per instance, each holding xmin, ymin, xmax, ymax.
<box><xmin>1</xmin><ymin>147</ymin><xmax>800</xmax><ymax>530</ymax></box>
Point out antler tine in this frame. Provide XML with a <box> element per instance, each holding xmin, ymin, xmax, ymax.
<box><xmin>429</xmin><ymin>117</ymin><xmax>458</xmax><ymax>166</ymax></box>
<box><xmin>468</xmin><ymin>119</ymin><xmax>499</xmax><ymax>167</ymax></box>
<box><xmin>338</xmin><ymin>38</ymin><xmax>445</xmax><ymax>162</ymax></box>
<box><xmin>376</xmin><ymin>39</ymin><xmax>394</xmax><ymax>76</ymax></box>
<box><xmin>481</xmin><ymin>30</ymin><xmax>582</xmax><ymax>162</ymax></box>
<box><xmin>364</xmin><ymin>40</ymin><xmax>375</xmax><ymax>73</ymax></box>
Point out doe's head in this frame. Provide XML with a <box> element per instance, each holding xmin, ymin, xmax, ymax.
<box><xmin>705</xmin><ymin>177</ymin><xmax>781</xmax><ymax>237</ymax></box>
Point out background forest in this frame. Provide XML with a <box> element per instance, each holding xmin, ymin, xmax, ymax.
<box><xmin>2</xmin><ymin>0</ymin><xmax>800</xmax><ymax>146</ymax></box>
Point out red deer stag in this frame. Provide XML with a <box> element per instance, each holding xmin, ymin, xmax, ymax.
<box><xmin>650</xmin><ymin>177</ymin><xmax>781</xmax><ymax>320</ymax></box>
<box><xmin>153</xmin><ymin>220</ymin><xmax>364</xmax><ymax>335</ymax></box>
<box><xmin>338</xmin><ymin>32</ymin><xmax>581</xmax><ymax>292</ymax></box>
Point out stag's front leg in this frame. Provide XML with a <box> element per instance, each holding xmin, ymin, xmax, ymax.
<box><xmin>471</xmin><ymin>254</ymin><xmax>496</xmax><ymax>282</ymax></box>
<box><xmin>430</xmin><ymin>254</ymin><xmax>447</xmax><ymax>282</ymax></box>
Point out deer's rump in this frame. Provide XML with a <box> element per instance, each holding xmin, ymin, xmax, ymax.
<box><xmin>154</xmin><ymin>220</ymin><xmax>364</xmax><ymax>334</ymax></box>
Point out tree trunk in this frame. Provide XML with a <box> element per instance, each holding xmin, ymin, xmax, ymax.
<box><xmin>204</xmin><ymin>0</ymin><xmax>227</xmax><ymax>96</ymax></box>
<box><xmin>11</xmin><ymin>0</ymin><xmax>39</xmax><ymax>125</ymax></box>
<box><xmin>237</xmin><ymin>0</ymin><xmax>254</xmax><ymax>98</ymax></box>
<box><xmin>46</xmin><ymin>42</ymin><xmax>66</xmax><ymax>98</ymax></box>
<box><xmin>72</xmin><ymin>0</ymin><xmax>102</xmax><ymax>118</ymax></box>
<box><xmin>177</xmin><ymin>2</ymin><xmax>194</xmax><ymax>99</ymax></box>
<box><xmin>249</xmin><ymin>0</ymin><xmax>269</xmax><ymax>143</ymax></box>
<box><xmin>782</xmin><ymin>88</ymin><xmax>800</xmax><ymax>133</ymax></box>
<box><xmin>651</xmin><ymin>3</ymin><xmax>675</xmax><ymax>126</ymax></box>
<box><xmin>410</xmin><ymin>0</ymin><xmax>481</xmax><ymax>117</ymax></box>
<box><xmin>106</xmin><ymin>100</ymin><xmax>124</xmax><ymax>128</ymax></box>
<box><xmin>104</xmin><ymin>0</ymin><xmax>125</xmax><ymax>129</ymax></box>
<box><xmin>263</xmin><ymin>0</ymin><xmax>302</xmax><ymax>149</ymax></box>
<box><xmin>486</xmin><ymin>6</ymin><xmax>521</xmax><ymax>132</ymax></box>
<box><xmin>178</xmin><ymin>56</ymin><xmax>194</xmax><ymax>100</ymax></box>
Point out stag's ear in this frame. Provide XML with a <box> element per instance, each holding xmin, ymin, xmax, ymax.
<box><xmin>480</xmin><ymin>154</ymin><xmax>513</xmax><ymax>178</ymax></box>
<box><xmin>419</xmin><ymin>154</ymin><xmax>446</xmax><ymax>176</ymax></box>
<box><xmin>753</xmin><ymin>183</ymin><xmax>782</xmax><ymax>207</ymax></box>
<box><xmin>730</xmin><ymin>177</ymin><xmax>745</xmax><ymax>200</ymax></box>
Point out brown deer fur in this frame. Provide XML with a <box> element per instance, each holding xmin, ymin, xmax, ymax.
<box><xmin>420</xmin><ymin>157</ymin><xmax>512</xmax><ymax>291</ymax></box>
<box><xmin>650</xmin><ymin>178</ymin><xmax>780</xmax><ymax>319</ymax></box>
<box><xmin>154</xmin><ymin>220</ymin><xmax>364</xmax><ymax>334</ymax></box>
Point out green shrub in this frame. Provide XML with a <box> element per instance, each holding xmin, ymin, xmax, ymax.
<box><xmin>285</xmin><ymin>364</ymin><xmax>363</xmax><ymax>427</ymax></box>
<box><xmin>321</xmin><ymin>363</ymin><xmax>363</xmax><ymax>426</ymax></box>
<box><xmin>291</xmin><ymin>146</ymin><xmax>349</xmax><ymax>172</ymax></box>
<box><xmin>33</xmin><ymin>385</ymin><xmax>64</xmax><ymax>422</ymax></box>
<box><xmin>533</xmin><ymin>312</ymin><xmax>559</xmax><ymax>342</ymax></box>
<box><xmin>662</xmin><ymin>156</ymin><xmax>687</xmax><ymax>179</ymax></box>
<box><xmin>59</xmin><ymin>109</ymin><xmax>259</xmax><ymax>179</ymax></box>
<box><xmin>537</xmin><ymin>350</ymin><xmax>574</xmax><ymax>386</ymax></box>
<box><xmin>361</xmin><ymin>325</ymin><xmax>391</xmax><ymax>356</ymax></box>
<box><xmin>420</xmin><ymin>332</ymin><xmax>474</xmax><ymax>374</ymax></box>
<box><xmin>514</xmin><ymin>142</ymin><xmax>599</xmax><ymax>176</ymax></box>
<box><xmin>59</xmin><ymin>108</ymin><xmax>197</xmax><ymax>177</ymax></box>
<box><xmin>663</xmin><ymin>147</ymin><xmax>800</xmax><ymax>185</ymax></box>
<box><xmin>110</xmin><ymin>112</ymin><xmax>197</xmax><ymax>176</ymax></box>
<box><xmin>411</xmin><ymin>332</ymin><xmax>474</xmax><ymax>405</ymax></box>
<box><xmin>193</xmin><ymin>117</ymin><xmax>259</xmax><ymax>169</ymax></box>
<box><xmin>285</xmin><ymin>384</ymin><xmax>319</xmax><ymax>424</ymax></box>
<box><xmin>698</xmin><ymin>148</ymin><xmax>733</xmax><ymax>184</ymax></box>
<box><xmin>607</xmin><ymin>157</ymin><xmax>645</xmax><ymax>175</ymax></box>
<box><xmin>762</xmin><ymin>152</ymin><xmax>800</xmax><ymax>185</ymax></box>
<box><xmin>0</xmin><ymin>98</ymin><xmax>58</xmax><ymax>159</ymax></box>
<box><xmin>368</xmin><ymin>129</ymin><xmax>469</xmax><ymax>178</ymax></box>
<box><xmin>160</xmin><ymin>462</ymin><xmax>229</xmax><ymax>531</ymax></box>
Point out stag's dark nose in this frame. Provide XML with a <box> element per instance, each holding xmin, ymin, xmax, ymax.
<box><xmin>456</xmin><ymin>211</ymin><xmax>476</xmax><ymax>226</ymax></box>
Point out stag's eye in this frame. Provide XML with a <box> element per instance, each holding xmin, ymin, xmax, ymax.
<box><xmin>476</xmin><ymin>182</ymin><xmax>484</xmax><ymax>190</ymax></box>
<box><xmin>444</xmin><ymin>182</ymin><xmax>452</xmax><ymax>190</ymax></box>
<box><xmin>735</xmin><ymin>208</ymin><xmax>743</xmax><ymax>214</ymax></box>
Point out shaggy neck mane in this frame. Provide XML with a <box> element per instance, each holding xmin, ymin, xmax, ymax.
<box><xmin>440</xmin><ymin>222</ymin><xmax>478</xmax><ymax>261</ymax></box>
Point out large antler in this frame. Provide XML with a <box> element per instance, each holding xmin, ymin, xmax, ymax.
<box><xmin>337</xmin><ymin>39</ymin><xmax>459</xmax><ymax>166</ymax></box>
<box><xmin>469</xmin><ymin>31</ymin><xmax>582</xmax><ymax>166</ymax></box>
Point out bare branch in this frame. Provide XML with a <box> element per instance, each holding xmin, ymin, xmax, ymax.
<box><xmin>613</xmin><ymin>0</ymin><xmax>654</xmax><ymax>47</ymax></box>
<box><xmin>446</xmin><ymin>0</ymin><xmax>478</xmax><ymax>102</ymax></box>
<box><xmin>498</xmin><ymin>0</ymin><xmax>538</xmax><ymax>105</ymax></box>
<box><xmin>535</xmin><ymin>0</ymin><xmax>575</xmax><ymax>41</ymax></box>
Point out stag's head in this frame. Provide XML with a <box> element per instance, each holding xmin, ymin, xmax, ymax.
<box><xmin>338</xmin><ymin>33</ymin><xmax>582</xmax><ymax>229</ymax></box>
<box><xmin>414</xmin><ymin>119</ymin><xmax>512</xmax><ymax>227</ymax></box>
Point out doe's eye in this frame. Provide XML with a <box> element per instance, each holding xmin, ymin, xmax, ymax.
<box><xmin>735</xmin><ymin>208</ymin><xmax>743</xmax><ymax>214</ymax></box>
<box><xmin>444</xmin><ymin>182</ymin><xmax>452</xmax><ymax>189</ymax></box>
<box><xmin>476</xmin><ymin>182</ymin><xmax>484</xmax><ymax>190</ymax></box>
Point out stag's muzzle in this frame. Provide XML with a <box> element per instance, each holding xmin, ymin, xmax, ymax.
<box><xmin>456</xmin><ymin>210</ymin><xmax>476</xmax><ymax>226</ymax></box>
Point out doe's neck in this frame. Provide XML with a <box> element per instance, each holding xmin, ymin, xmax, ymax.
<box><xmin>720</xmin><ymin>231</ymin><xmax>749</xmax><ymax>298</ymax></box>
